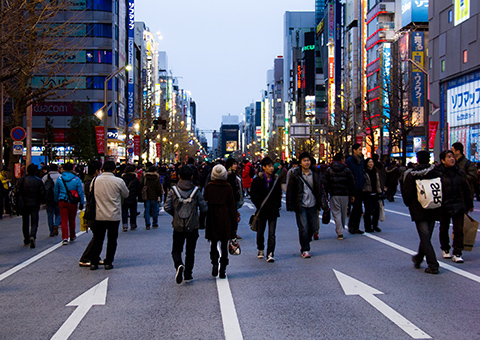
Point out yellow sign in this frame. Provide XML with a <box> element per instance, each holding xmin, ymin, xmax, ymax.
<box><xmin>455</xmin><ymin>0</ymin><xmax>470</xmax><ymax>26</ymax></box>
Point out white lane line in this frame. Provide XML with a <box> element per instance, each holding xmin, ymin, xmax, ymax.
<box><xmin>216</xmin><ymin>277</ymin><xmax>243</xmax><ymax>340</ymax></box>
<box><xmin>0</xmin><ymin>231</ymin><xmax>86</xmax><ymax>282</ymax></box>
<box><xmin>364</xmin><ymin>233</ymin><xmax>480</xmax><ymax>284</ymax></box>
<box><xmin>385</xmin><ymin>209</ymin><xmax>411</xmax><ymax>217</ymax></box>
<box><xmin>243</xmin><ymin>202</ymin><xmax>255</xmax><ymax>210</ymax></box>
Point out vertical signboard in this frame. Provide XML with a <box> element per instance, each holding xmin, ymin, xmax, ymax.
<box><xmin>412</xmin><ymin>32</ymin><xmax>425</xmax><ymax>126</ymax></box>
<box><xmin>454</xmin><ymin>0</ymin><xmax>470</xmax><ymax>26</ymax></box>
<box><xmin>95</xmin><ymin>126</ymin><xmax>105</xmax><ymax>154</ymax></box>
<box><xmin>401</xmin><ymin>0</ymin><xmax>429</xmax><ymax>28</ymax></box>
<box><xmin>382</xmin><ymin>43</ymin><xmax>391</xmax><ymax>128</ymax></box>
<box><xmin>156</xmin><ymin>143</ymin><xmax>161</xmax><ymax>159</ymax></box>
<box><xmin>133</xmin><ymin>135</ymin><xmax>141</xmax><ymax>156</ymax></box>
<box><xmin>127</xmin><ymin>0</ymin><xmax>135</xmax><ymax>121</ymax></box>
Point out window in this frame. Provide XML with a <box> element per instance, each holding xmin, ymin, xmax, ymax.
<box><xmin>463</xmin><ymin>50</ymin><xmax>468</xmax><ymax>63</ymax></box>
<box><xmin>448</xmin><ymin>10</ymin><xmax>453</xmax><ymax>23</ymax></box>
<box><xmin>441</xmin><ymin>60</ymin><xmax>446</xmax><ymax>72</ymax></box>
<box><xmin>86</xmin><ymin>50</ymin><xmax>113</xmax><ymax>64</ymax></box>
<box><xmin>85</xmin><ymin>0</ymin><xmax>113</xmax><ymax>11</ymax></box>
<box><xmin>88</xmin><ymin>24</ymin><xmax>113</xmax><ymax>38</ymax></box>
<box><xmin>429</xmin><ymin>57</ymin><xmax>432</xmax><ymax>69</ymax></box>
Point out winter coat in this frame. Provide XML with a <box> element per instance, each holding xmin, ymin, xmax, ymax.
<box><xmin>456</xmin><ymin>155</ymin><xmax>478</xmax><ymax>199</ymax></box>
<box><xmin>122</xmin><ymin>172</ymin><xmax>141</xmax><ymax>205</ymax></box>
<box><xmin>93</xmin><ymin>172</ymin><xmax>129</xmax><ymax>221</ymax></box>
<box><xmin>385</xmin><ymin>166</ymin><xmax>400</xmax><ymax>189</ymax></box>
<box><xmin>54</xmin><ymin>171</ymin><xmax>85</xmax><ymax>204</ymax></box>
<box><xmin>324</xmin><ymin>161</ymin><xmax>355</xmax><ymax>197</ymax></box>
<box><xmin>363</xmin><ymin>168</ymin><xmax>382</xmax><ymax>194</ymax></box>
<box><xmin>227</xmin><ymin>169</ymin><xmax>242</xmax><ymax>204</ymax></box>
<box><xmin>286</xmin><ymin>167</ymin><xmax>327</xmax><ymax>213</ymax></box>
<box><xmin>242</xmin><ymin>162</ymin><xmax>252</xmax><ymax>189</ymax></box>
<box><xmin>203</xmin><ymin>180</ymin><xmax>238</xmax><ymax>240</ymax></box>
<box><xmin>250</xmin><ymin>172</ymin><xmax>282</xmax><ymax>219</ymax></box>
<box><xmin>402</xmin><ymin>164</ymin><xmax>442</xmax><ymax>222</ymax></box>
<box><xmin>18</xmin><ymin>175</ymin><xmax>46</xmax><ymax>207</ymax></box>
<box><xmin>345</xmin><ymin>155</ymin><xmax>365</xmax><ymax>191</ymax></box>
<box><xmin>438</xmin><ymin>164</ymin><xmax>473</xmax><ymax>216</ymax></box>
<box><xmin>164</xmin><ymin>180</ymin><xmax>208</xmax><ymax>232</ymax></box>
<box><xmin>140</xmin><ymin>172</ymin><xmax>164</xmax><ymax>200</ymax></box>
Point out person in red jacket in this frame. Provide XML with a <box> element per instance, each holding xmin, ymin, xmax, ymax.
<box><xmin>242</xmin><ymin>160</ymin><xmax>253</xmax><ymax>197</ymax></box>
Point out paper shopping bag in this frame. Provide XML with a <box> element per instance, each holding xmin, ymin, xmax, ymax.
<box><xmin>463</xmin><ymin>214</ymin><xmax>478</xmax><ymax>251</ymax></box>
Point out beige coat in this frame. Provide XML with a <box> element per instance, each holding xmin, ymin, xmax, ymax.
<box><xmin>93</xmin><ymin>172</ymin><xmax>129</xmax><ymax>221</ymax></box>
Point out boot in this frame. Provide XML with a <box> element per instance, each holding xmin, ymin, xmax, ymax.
<box><xmin>219</xmin><ymin>266</ymin><xmax>226</xmax><ymax>279</ymax></box>
<box><xmin>212</xmin><ymin>263</ymin><xmax>219</xmax><ymax>277</ymax></box>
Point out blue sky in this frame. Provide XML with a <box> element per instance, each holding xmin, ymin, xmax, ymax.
<box><xmin>135</xmin><ymin>0</ymin><xmax>314</xmax><ymax>136</ymax></box>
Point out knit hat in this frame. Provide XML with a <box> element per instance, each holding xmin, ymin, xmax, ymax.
<box><xmin>211</xmin><ymin>164</ymin><xmax>227</xmax><ymax>181</ymax></box>
<box><xmin>416</xmin><ymin>150</ymin><xmax>430</xmax><ymax>164</ymax></box>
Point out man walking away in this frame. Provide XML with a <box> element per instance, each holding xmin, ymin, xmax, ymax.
<box><xmin>286</xmin><ymin>152</ymin><xmax>328</xmax><ymax>258</ymax></box>
<box><xmin>141</xmin><ymin>166</ymin><xmax>164</xmax><ymax>230</ymax></box>
<box><xmin>121</xmin><ymin>165</ymin><xmax>140</xmax><ymax>231</ymax></box>
<box><xmin>165</xmin><ymin>166</ymin><xmax>207</xmax><ymax>284</ymax></box>
<box><xmin>451</xmin><ymin>142</ymin><xmax>477</xmax><ymax>200</ymax></box>
<box><xmin>18</xmin><ymin>164</ymin><xmax>46</xmax><ymax>248</ymax></box>
<box><xmin>89</xmin><ymin>161</ymin><xmax>129</xmax><ymax>270</ymax></box>
<box><xmin>345</xmin><ymin>143</ymin><xmax>365</xmax><ymax>234</ymax></box>
<box><xmin>43</xmin><ymin>164</ymin><xmax>61</xmax><ymax>237</ymax></box>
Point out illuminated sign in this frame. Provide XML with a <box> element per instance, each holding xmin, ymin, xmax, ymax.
<box><xmin>297</xmin><ymin>65</ymin><xmax>302</xmax><ymax>89</ymax></box>
<box><xmin>412</xmin><ymin>32</ymin><xmax>424</xmax><ymax>126</ymax></box>
<box><xmin>454</xmin><ymin>0</ymin><xmax>470</xmax><ymax>26</ymax></box>
<box><xmin>401</xmin><ymin>0</ymin><xmax>429</xmax><ymax>27</ymax></box>
<box><xmin>382</xmin><ymin>43</ymin><xmax>391</xmax><ymax>125</ymax></box>
<box><xmin>127</xmin><ymin>0</ymin><xmax>135</xmax><ymax>121</ymax></box>
<box><xmin>302</xmin><ymin>45</ymin><xmax>315</xmax><ymax>52</ymax></box>
<box><xmin>447</xmin><ymin>70</ymin><xmax>480</xmax><ymax>128</ymax></box>
<box><xmin>226</xmin><ymin>141</ymin><xmax>237</xmax><ymax>152</ymax></box>
<box><xmin>328</xmin><ymin>3</ymin><xmax>335</xmax><ymax>44</ymax></box>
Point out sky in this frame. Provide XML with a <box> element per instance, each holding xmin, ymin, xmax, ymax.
<box><xmin>134</xmin><ymin>0</ymin><xmax>315</xmax><ymax>138</ymax></box>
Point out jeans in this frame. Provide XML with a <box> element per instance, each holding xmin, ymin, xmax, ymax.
<box><xmin>413</xmin><ymin>220</ymin><xmax>439</xmax><ymax>270</ymax></box>
<box><xmin>439</xmin><ymin>212</ymin><xmax>464</xmax><ymax>256</ymax></box>
<box><xmin>363</xmin><ymin>193</ymin><xmax>379</xmax><ymax>231</ymax></box>
<box><xmin>121</xmin><ymin>202</ymin><xmax>138</xmax><ymax>228</ymax></box>
<box><xmin>256</xmin><ymin>216</ymin><xmax>277</xmax><ymax>256</ymax></box>
<box><xmin>59</xmin><ymin>201</ymin><xmax>78</xmax><ymax>241</ymax></box>
<box><xmin>22</xmin><ymin>206</ymin><xmax>40</xmax><ymax>243</ymax></box>
<box><xmin>330</xmin><ymin>196</ymin><xmax>349</xmax><ymax>236</ymax></box>
<box><xmin>171</xmin><ymin>229</ymin><xmax>199</xmax><ymax>277</ymax></box>
<box><xmin>144</xmin><ymin>200</ymin><xmax>159</xmax><ymax>226</ymax></box>
<box><xmin>348</xmin><ymin>189</ymin><xmax>363</xmax><ymax>232</ymax></box>
<box><xmin>46</xmin><ymin>201</ymin><xmax>61</xmax><ymax>235</ymax></box>
<box><xmin>295</xmin><ymin>206</ymin><xmax>319</xmax><ymax>252</ymax></box>
<box><xmin>90</xmin><ymin>220</ymin><xmax>120</xmax><ymax>266</ymax></box>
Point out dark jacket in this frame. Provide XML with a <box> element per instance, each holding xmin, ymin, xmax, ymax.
<box><xmin>438</xmin><ymin>164</ymin><xmax>473</xmax><ymax>216</ymax></box>
<box><xmin>403</xmin><ymin>164</ymin><xmax>442</xmax><ymax>222</ymax></box>
<box><xmin>227</xmin><ymin>169</ymin><xmax>241</xmax><ymax>203</ymax></box>
<box><xmin>324</xmin><ymin>161</ymin><xmax>355</xmax><ymax>197</ymax></box>
<box><xmin>286</xmin><ymin>167</ymin><xmax>327</xmax><ymax>213</ymax></box>
<box><xmin>345</xmin><ymin>154</ymin><xmax>365</xmax><ymax>191</ymax></box>
<box><xmin>18</xmin><ymin>175</ymin><xmax>46</xmax><ymax>207</ymax></box>
<box><xmin>250</xmin><ymin>172</ymin><xmax>282</xmax><ymax>219</ymax></box>
<box><xmin>122</xmin><ymin>172</ymin><xmax>141</xmax><ymax>205</ymax></box>
<box><xmin>140</xmin><ymin>172</ymin><xmax>164</xmax><ymax>200</ymax></box>
<box><xmin>363</xmin><ymin>167</ymin><xmax>382</xmax><ymax>194</ymax></box>
<box><xmin>203</xmin><ymin>180</ymin><xmax>238</xmax><ymax>240</ymax></box>
<box><xmin>456</xmin><ymin>155</ymin><xmax>477</xmax><ymax>199</ymax></box>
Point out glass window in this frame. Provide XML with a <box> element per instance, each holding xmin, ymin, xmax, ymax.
<box><xmin>448</xmin><ymin>10</ymin><xmax>453</xmax><ymax>23</ymax></box>
<box><xmin>441</xmin><ymin>60</ymin><xmax>445</xmax><ymax>72</ymax></box>
<box><xmin>86</xmin><ymin>0</ymin><xmax>113</xmax><ymax>11</ymax></box>
<box><xmin>463</xmin><ymin>50</ymin><xmax>468</xmax><ymax>63</ymax></box>
<box><xmin>87</xmin><ymin>24</ymin><xmax>112</xmax><ymax>38</ymax></box>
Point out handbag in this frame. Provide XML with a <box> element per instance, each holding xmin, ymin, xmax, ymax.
<box><xmin>322</xmin><ymin>209</ymin><xmax>331</xmax><ymax>224</ymax></box>
<box><xmin>249</xmin><ymin>177</ymin><xmax>278</xmax><ymax>232</ymax></box>
<box><xmin>228</xmin><ymin>238</ymin><xmax>241</xmax><ymax>255</ymax></box>
<box><xmin>61</xmin><ymin>178</ymin><xmax>81</xmax><ymax>204</ymax></box>
<box><xmin>463</xmin><ymin>214</ymin><xmax>478</xmax><ymax>251</ymax></box>
<box><xmin>84</xmin><ymin>177</ymin><xmax>97</xmax><ymax>221</ymax></box>
<box><xmin>378</xmin><ymin>200</ymin><xmax>385</xmax><ymax>222</ymax></box>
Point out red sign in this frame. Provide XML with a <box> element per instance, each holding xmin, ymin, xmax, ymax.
<box><xmin>133</xmin><ymin>135</ymin><xmax>141</xmax><ymax>156</ymax></box>
<box><xmin>429</xmin><ymin>121</ymin><xmax>439</xmax><ymax>149</ymax></box>
<box><xmin>95</xmin><ymin>126</ymin><xmax>105</xmax><ymax>154</ymax></box>
<box><xmin>319</xmin><ymin>144</ymin><xmax>325</xmax><ymax>158</ymax></box>
<box><xmin>356</xmin><ymin>136</ymin><xmax>363</xmax><ymax>145</ymax></box>
<box><xmin>156</xmin><ymin>143</ymin><xmax>161</xmax><ymax>158</ymax></box>
<box><xmin>282</xmin><ymin>151</ymin><xmax>285</xmax><ymax>161</ymax></box>
<box><xmin>14</xmin><ymin>163</ymin><xmax>22</xmax><ymax>179</ymax></box>
<box><xmin>11</xmin><ymin>127</ymin><xmax>26</xmax><ymax>141</ymax></box>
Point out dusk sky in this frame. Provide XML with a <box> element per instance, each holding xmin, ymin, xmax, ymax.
<box><xmin>135</xmin><ymin>0</ymin><xmax>314</xmax><ymax>139</ymax></box>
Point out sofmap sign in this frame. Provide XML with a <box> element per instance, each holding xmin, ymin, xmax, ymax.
<box><xmin>382</xmin><ymin>43</ymin><xmax>391</xmax><ymax>124</ymax></box>
<box><xmin>447</xmin><ymin>70</ymin><xmax>480</xmax><ymax>128</ymax></box>
<box><xmin>401</xmin><ymin>0</ymin><xmax>429</xmax><ymax>28</ymax></box>
<box><xmin>127</xmin><ymin>0</ymin><xmax>135</xmax><ymax>121</ymax></box>
<box><xmin>412</xmin><ymin>32</ymin><xmax>425</xmax><ymax>126</ymax></box>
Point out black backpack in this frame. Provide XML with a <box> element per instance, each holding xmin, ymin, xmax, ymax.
<box><xmin>44</xmin><ymin>174</ymin><xmax>55</xmax><ymax>202</ymax></box>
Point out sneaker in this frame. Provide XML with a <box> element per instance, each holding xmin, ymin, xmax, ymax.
<box><xmin>122</xmin><ymin>227</ymin><xmax>128</xmax><ymax>232</ymax></box>
<box><xmin>175</xmin><ymin>265</ymin><xmax>184</xmax><ymax>284</ymax></box>
<box><xmin>146</xmin><ymin>225</ymin><xmax>151</xmax><ymax>230</ymax></box>
<box><xmin>267</xmin><ymin>253</ymin><xmax>275</xmax><ymax>262</ymax></box>
<box><xmin>152</xmin><ymin>225</ymin><xmax>158</xmax><ymax>229</ymax></box>
<box><xmin>130</xmin><ymin>226</ymin><xmax>137</xmax><ymax>230</ymax></box>
<box><xmin>257</xmin><ymin>250</ymin><xmax>264</xmax><ymax>259</ymax></box>
<box><xmin>236</xmin><ymin>235</ymin><xmax>242</xmax><ymax>240</ymax></box>
<box><xmin>301</xmin><ymin>251</ymin><xmax>311</xmax><ymax>259</ymax></box>
<box><xmin>79</xmin><ymin>261</ymin><xmax>91</xmax><ymax>267</ymax></box>
<box><xmin>442</xmin><ymin>250</ymin><xmax>452</xmax><ymax>259</ymax></box>
<box><xmin>184</xmin><ymin>275</ymin><xmax>193</xmax><ymax>282</ymax></box>
<box><xmin>425</xmin><ymin>267</ymin><xmax>439</xmax><ymax>274</ymax></box>
<box><xmin>29</xmin><ymin>237</ymin><xmax>35</xmax><ymax>249</ymax></box>
<box><xmin>70</xmin><ymin>237</ymin><xmax>76</xmax><ymax>243</ymax></box>
<box><xmin>53</xmin><ymin>225</ymin><xmax>59</xmax><ymax>236</ymax></box>
<box><xmin>452</xmin><ymin>255</ymin><xmax>464</xmax><ymax>263</ymax></box>
<box><xmin>62</xmin><ymin>239</ymin><xmax>69</xmax><ymax>245</ymax></box>
<box><xmin>337</xmin><ymin>235</ymin><xmax>344</xmax><ymax>240</ymax></box>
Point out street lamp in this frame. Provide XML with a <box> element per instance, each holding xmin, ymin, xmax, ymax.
<box><xmin>94</xmin><ymin>64</ymin><xmax>132</xmax><ymax>159</ymax></box>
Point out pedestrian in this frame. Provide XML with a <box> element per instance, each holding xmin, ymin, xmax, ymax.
<box><xmin>437</xmin><ymin>149</ymin><xmax>474</xmax><ymax>263</ymax></box>
<box><xmin>140</xmin><ymin>166</ymin><xmax>164</xmax><ymax>230</ymax></box>
<box><xmin>451</xmin><ymin>142</ymin><xmax>477</xmax><ymax>200</ymax></box>
<box><xmin>242</xmin><ymin>159</ymin><xmax>253</xmax><ymax>197</ymax></box>
<box><xmin>286</xmin><ymin>159</ymin><xmax>299</xmax><ymax>186</ymax></box>
<box><xmin>78</xmin><ymin>160</ymin><xmax>102</xmax><ymax>267</ymax></box>
<box><xmin>17</xmin><ymin>164</ymin><xmax>46</xmax><ymax>248</ymax></box>
<box><xmin>250</xmin><ymin>157</ymin><xmax>282</xmax><ymax>262</ymax></box>
<box><xmin>43</xmin><ymin>163</ymin><xmax>61</xmax><ymax>237</ymax></box>
<box><xmin>0</xmin><ymin>168</ymin><xmax>12</xmax><ymax>216</ymax></box>
<box><xmin>345</xmin><ymin>143</ymin><xmax>365</xmax><ymax>234</ymax></box>
<box><xmin>385</xmin><ymin>161</ymin><xmax>400</xmax><ymax>202</ymax></box>
<box><xmin>89</xmin><ymin>161</ymin><xmax>129</xmax><ymax>270</ymax></box>
<box><xmin>121</xmin><ymin>165</ymin><xmax>140</xmax><ymax>232</ymax></box>
<box><xmin>324</xmin><ymin>153</ymin><xmax>355</xmax><ymax>239</ymax></box>
<box><xmin>164</xmin><ymin>166</ymin><xmax>207</xmax><ymax>284</ymax></box>
<box><xmin>204</xmin><ymin>164</ymin><xmax>238</xmax><ymax>278</ymax></box>
<box><xmin>54</xmin><ymin>162</ymin><xmax>84</xmax><ymax>245</ymax></box>
<box><xmin>226</xmin><ymin>158</ymin><xmax>243</xmax><ymax>239</ymax></box>
<box><xmin>403</xmin><ymin>150</ymin><xmax>442</xmax><ymax>274</ymax></box>
<box><xmin>286</xmin><ymin>152</ymin><xmax>328</xmax><ymax>258</ymax></box>
<box><xmin>363</xmin><ymin>158</ymin><xmax>382</xmax><ymax>233</ymax></box>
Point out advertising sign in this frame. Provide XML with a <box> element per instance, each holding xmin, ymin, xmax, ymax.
<box><xmin>127</xmin><ymin>0</ymin><xmax>135</xmax><ymax>121</ymax></box>
<box><xmin>412</xmin><ymin>32</ymin><xmax>425</xmax><ymax>127</ymax></box>
<box><xmin>328</xmin><ymin>3</ymin><xmax>334</xmax><ymax>44</ymax></box>
<box><xmin>95</xmin><ymin>126</ymin><xmax>105</xmax><ymax>154</ymax></box>
<box><xmin>133</xmin><ymin>135</ymin><xmax>141</xmax><ymax>156</ymax></box>
<box><xmin>226</xmin><ymin>141</ymin><xmax>238</xmax><ymax>152</ymax></box>
<box><xmin>13</xmin><ymin>141</ymin><xmax>23</xmax><ymax>155</ymax></box>
<box><xmin>156</xmin><ymin>143</ymin><xmax>161</xmax><ymax>158</ymax></box>
<box><xmin>429</xmin><ymin>121</ymin><xmax>439</xmax><ymax>148</ymax></box>
<box><xmin>382</xmin><ymin>43</ymin><xmax>391</xmax><ymax>124</ymax></box>
<box><xmin>401</xmin><ymin>0</ymin><xmax>429</xmax><ymax>27</ymax></box>
<box><xmin>15</xmin><ymin>163</ymin><xmax>21</xmax><ymax>179</ymax></box>
<box><xmin>447</xmin><ymin>70</ymin><xmax>480</xmax><ymax>128</ymax></box>
<box><xmin>454</xmin><ymin>0</ymin><xmax>470</xmax><ymax>26</ymax></box>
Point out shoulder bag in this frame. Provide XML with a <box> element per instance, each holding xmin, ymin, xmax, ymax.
<box><xmin>249</xmin><ymin>177</ymin><xmax>278</xmax><ymax>232</ymax></box>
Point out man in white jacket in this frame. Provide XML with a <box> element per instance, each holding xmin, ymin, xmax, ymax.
<box><xmin>90</xmin><ymin>161</ymin><xmax>129</xmax><ymax>270</ymax></box>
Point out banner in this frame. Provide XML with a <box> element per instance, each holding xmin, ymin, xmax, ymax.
<box><xmin>133</xmin><ymin>135</ymin><xmax>141</xmax><ymax>156</ymax></box>
<box><xmin>429</xmin><ymin>121</ymin><xmax>439</xmax><ymax>149</ymax></box>
<box><xmin>156</xmin><ymin>143</ymin><xmax>161</xmax><ymax>158</ymax></box>
<box><xmin>95</xmin><ymin>126</ymin><xmax>105</xmax><ymax>154</ymax></box>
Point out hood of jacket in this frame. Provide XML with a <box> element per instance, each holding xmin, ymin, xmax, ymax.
<box><xmin>330</xmin><ymin>161</ymin><xmax>347</xmax><ymax>173</ymax></box>
<box><xmin>176</xmin><ymin>180</ymin><xmax>194</xmax><ymax>191</ymax></box>
<box><xmin>409</xmin><ymin>164</ymin><xmax>436</xmax><ymax>178</ymax></box>
<box><xmin>61</xmin><ymin>171</ymin><xmax>77</xmax><ymax>182</ymax></box>
<box><xmin>145</xmin><ymin>172</ymin><xmax>159</xmax><ymax>179</ymax></box>
<box><xmin>258</xmin><ymin>172</ymin><xmax>278</xmax><ymax>180</ymax></box>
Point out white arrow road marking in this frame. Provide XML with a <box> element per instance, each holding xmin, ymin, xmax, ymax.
<box><xmin>333</xmin><ymin>270</ymin><xmax>431</xmax><ymax>339</ymax></box>
<box><xmin>51</xmin><ymin>278</ymin><xmax>109</xmax><ymax>340</ymax></box>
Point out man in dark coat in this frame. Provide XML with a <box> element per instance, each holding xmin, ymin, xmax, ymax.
<box><xmin>17</xmin><ymin>164</ymin><xmax>46</xmax><ymax>248</ymax></box>
<box><xmin>121</xmin><ymin>165</ymin><xmax>141</xmax><ymax>231</ymax></box>
<box><xmin>403</xmin><ymin>150</ymin><xmax>442</xmax><ymax>274</ymax></box>
<box><xmin>345</xmin><ymin>143</ymin><xmax>365</xmax><ymax>234</ymax></box>
<box><xmin>451</xmin><ymin>142</ymin><xmax>477</xmax><ymax>200</ymax></box>
<box><xmin>140</xmin><ymin>166</ymin><xmax>164</xmax><ymax>229</ymax></box>
<box><xmin>203</xmin><ymin>164</ymin><xmax>238</xmax><ymax>279</ymax></box>
<box><xmin>250</xmin><ymin>157</ymin><xmax>282</xmax><ymax>262</ymax></box>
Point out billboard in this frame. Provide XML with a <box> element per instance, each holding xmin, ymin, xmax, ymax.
<box><xmin>382</xmin><ymin>43</ymin><xmax>391</xmax><ymax>125</ymax></box>
<box><xmin>447</xmin><ymin>70</ymin><xmax>480</xmax><ymax>128</ymax></box>
<box><xmin>345</xmin><ymin>0</ymin><xmax>357</xmax><ymax>27</ymax></box>
<box><xmin>401</xmin><ymin>0</ymin><xmax>429</xmax><ymax>28</ymax></box>
<box><xmin>127</xmin><ymin>0</ymin><xmax>135</xmax><ymax>121</ymax></box>
<box><xmin>411</xmin><ymin>32</ymin><xmax>425</xmax><ymax>127</ymax></box>
<box><xmin>454</xmin><ymin>0</ymin><xmax>470</xmax><ymax>26</ymax></box>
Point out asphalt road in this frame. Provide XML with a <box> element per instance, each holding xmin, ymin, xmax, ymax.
<box><xmin>1</xmin><ymin>194</ymin><xmax>480</xmax><ymax>340</ymax></box>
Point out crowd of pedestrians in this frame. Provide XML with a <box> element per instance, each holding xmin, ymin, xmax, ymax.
<box><xmin>2</xmin><ymin>141</ymin><xmax>477</xmax><ymax>282</ymax></box>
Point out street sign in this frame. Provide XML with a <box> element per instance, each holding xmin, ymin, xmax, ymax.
<box><xmin>13</xmin><ymin>141</ymin><xmax>23</xmax><ymax>155</ymax></box>
<box><xmin>127</xmin><ymin>139</ymin><xmax>134</xmax><ymax>146</ymax></box>
<box><xmin>11</xmin><ymin>127</ymin><xmax>26</xmax><ymax>141</ymax></box>
<box><xmin>14</xmin><ymin>163</ymin><xmax>21</xmax><ymax>179</ymax></box>
<box><xmin>127</xmin><ymin>147</ymin><xmax>134</xmax><ymax>154</ymax></box>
